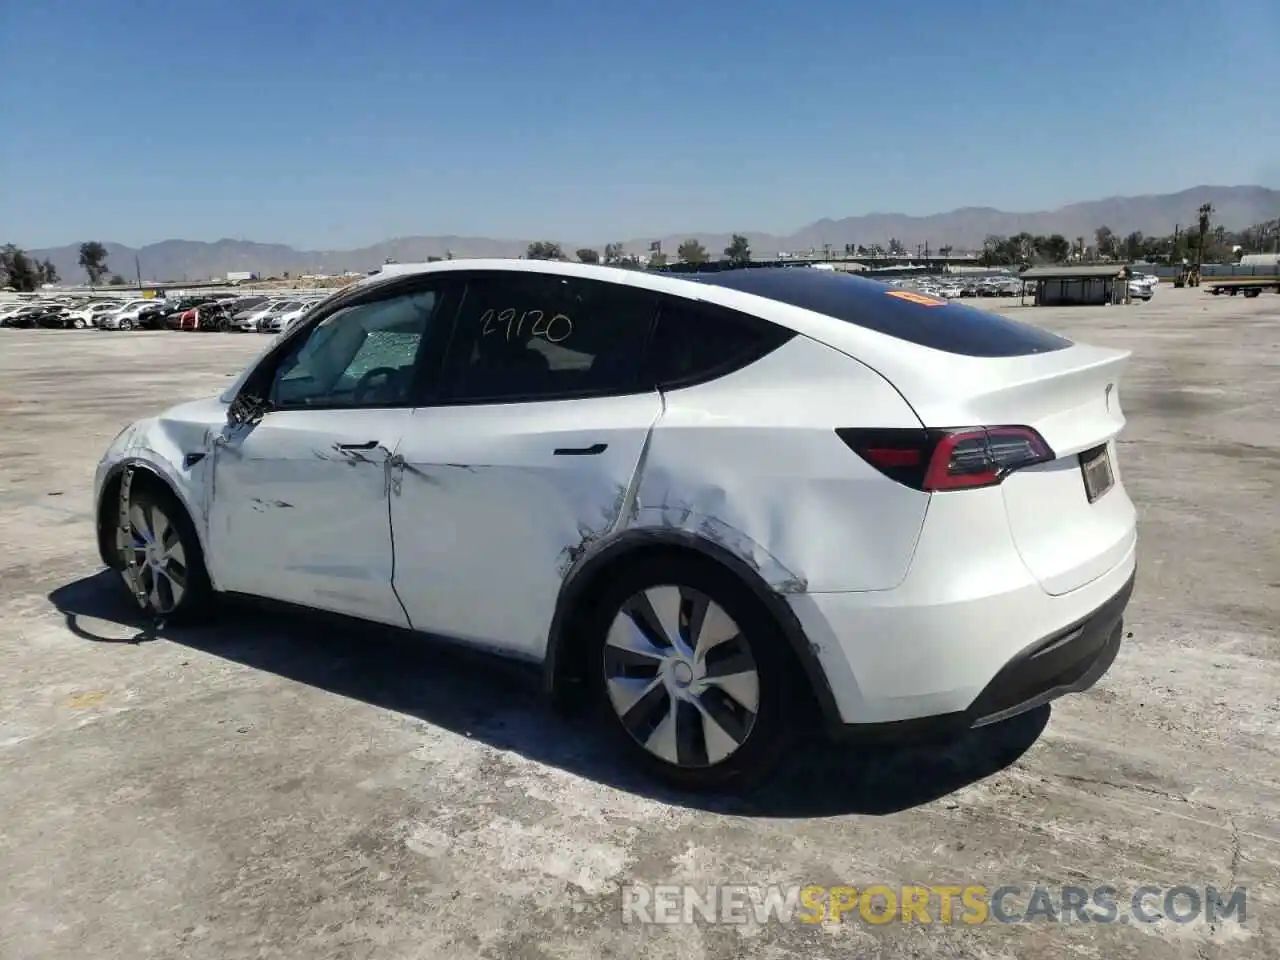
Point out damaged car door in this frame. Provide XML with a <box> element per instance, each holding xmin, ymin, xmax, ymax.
<box><xmin>390</xmin><ymin>270</ymin><xmax>662</xmax><ymax>660</ymax></box>
<box><xmin>207</xmin><ymin>282</ymin><xmax>451</xmax><ymax>625</ymax></box>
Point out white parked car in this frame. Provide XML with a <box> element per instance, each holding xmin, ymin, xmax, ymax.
<box><xmin>97</xmin><ymin>299</ymin><xmax>153</xmax><ymax>329</ymax></box>
<box><xmin>93</xmin><ymin>261</ymin><xmax>1137</xmax><ymax>788</ymax></box>
<box><xmin>1128</xmin><ymin>275</ymin><xmax>1158</xmax><ymax>301</ymax></box>
<box><xmin>259</xmin><ymin>300</ymin><xmax>309</xmax><ymax>334</ymax></box>
<box><xmin>67</xmin><ymin>302</ymin><xmax>125</xmax><ymax>329</ymax></box>
<box><xmin>240</xmin><ymin>299</ymin><xmax>294</xmax><ymax>332</ymax></box>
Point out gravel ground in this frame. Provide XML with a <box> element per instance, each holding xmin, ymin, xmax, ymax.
<box><xmin>0</xmin><ymin>286</ymin><xmax>1277</xmax><ymax>959</ymax></box>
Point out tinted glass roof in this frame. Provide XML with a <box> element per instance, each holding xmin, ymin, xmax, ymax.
<box><xmin>689</xmin><ymin>268</ymin><xmax>1071</xmax><ymax>357</ymax></box>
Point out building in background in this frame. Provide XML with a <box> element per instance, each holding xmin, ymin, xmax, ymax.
<box><xmin>225</xmin><ymin>271</ymin><xmax>258</xmax><ymax>282</ymax></box>
<box><xmin>1019</xmin><ymin>264</ymin><xmax>1129</xmax><ymax>306</ymax></box>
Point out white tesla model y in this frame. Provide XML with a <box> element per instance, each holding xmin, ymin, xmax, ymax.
<box><xmin>94</xmin><ymin>260</ymin><xmax>1137</xmax><ymax>788</ymax></box>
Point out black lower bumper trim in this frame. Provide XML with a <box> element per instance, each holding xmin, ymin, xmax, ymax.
<box><xmin>832</xmin><ymin>570</ymin><xmax>1136</xmax><ymax>745</ymax></box>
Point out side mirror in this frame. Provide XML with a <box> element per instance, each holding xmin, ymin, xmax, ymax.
<box><xmin>227</xmin><ymin>393</ymin><xmax>269</xmax><ymax>428</ymax></box>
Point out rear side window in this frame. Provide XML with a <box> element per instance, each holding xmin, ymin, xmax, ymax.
<box><xmin>442</xmin><ymin>272</ymin><xmax>658</xmax><ymax>402</ymax></box>
<box><xmin>693</xmin><ymin>269</ymin><xmax>1071</xmax><ymax>357</ymax></box>
<box><xmin>643</xmin><ymin>299</ymin><xmax>795</xmax><ymax>389</ymax></box>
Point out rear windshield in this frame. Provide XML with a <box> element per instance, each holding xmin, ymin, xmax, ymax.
<box><xmin>691</xmin><ymin>269</ymin><xmax>1071</xmax><ymax>357</ymax></box>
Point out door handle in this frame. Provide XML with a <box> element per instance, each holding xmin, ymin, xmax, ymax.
<box><xmin>336</xmin><ymin>440</ymin><xmax>380</xmax><ymax>451</ymax></box>
<box><xmin>553</xmin><ymin>442</ymin><xmax>608</xmax><ymax>456</ymax></box>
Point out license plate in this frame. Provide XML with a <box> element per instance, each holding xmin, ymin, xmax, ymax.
<box><xmin>1080</xmin><ymin>444</ymin><xmax>1115</xmax><ymax>502</ymax></box>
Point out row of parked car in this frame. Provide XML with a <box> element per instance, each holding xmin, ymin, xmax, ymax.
<box><xmin>889</xmin><ymin>270</ymin><xmax>1161</xmax><ymax>302</ymax></box>
<box><xmin>0</xmin><ymin>291</ymin><xmax>332</xmax><ymax>333</ymax></box>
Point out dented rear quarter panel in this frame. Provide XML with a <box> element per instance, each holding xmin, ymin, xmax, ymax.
<box><xmin>630</xmin><ymin>335</ymin><xmax>932</xmax><ymax>595</ymax></box>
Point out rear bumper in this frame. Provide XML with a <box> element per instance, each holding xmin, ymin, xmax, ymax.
<box><xmin>787</xmin><ymin>508</ymin><xmax>1136</xmax><ymax>737</ymax></box>
<box><xmin>820</xmin><ymin>567</ymin><xmax>1133</xmax><ymax>744</ymax></box>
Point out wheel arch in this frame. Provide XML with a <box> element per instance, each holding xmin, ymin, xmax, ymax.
<box><xmin>542</xmin><ymin>528</ymin><xmax>842</xmax><ymax>729</ymax></box>
<box><xmin>95</xmin><ymin>459</ymin><xmax>209</xmax><ymax>574</ymax></box>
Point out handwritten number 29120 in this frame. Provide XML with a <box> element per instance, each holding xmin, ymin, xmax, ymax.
<box><xmin>480</xmin><ymin>308</ymin><xmax>572</xmax><ymax>343</ymax></box>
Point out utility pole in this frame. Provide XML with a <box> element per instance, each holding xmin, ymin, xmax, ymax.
<box><xmin>135</xmin><ymin>255</ymin><xmax>143</xmax><ymax>292</ymax></box>
<box><xmin>1195</xmin><ymin>204</ymin><xmax>1213</xmax><ymax>285</ymax></box>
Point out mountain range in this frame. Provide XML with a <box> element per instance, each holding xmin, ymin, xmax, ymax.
<box><xmin>28</xmin><ymin>185</ymin><xmax>1280</xmax><ymax>283</ymax></box>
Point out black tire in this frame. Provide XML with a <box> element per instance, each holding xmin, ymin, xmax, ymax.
<box><xmin>115</xmin><ymin>480</ymin><xmax>213</xmax><ymax>623</ymax></box>
<box><xmin>584</xmin><ymin>553</ymin><xmax>802</xmax><ymax>791</ymax></box>
<box><xmin>119</xmin><ymin>319</ymin><xmax>133</xmax><ymax>330</ymax></box>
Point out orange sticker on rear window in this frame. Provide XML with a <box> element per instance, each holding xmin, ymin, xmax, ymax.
<box><xmin>885</xmin><ymin>290</ymin><xmax>946</xmax><ymax>307</ymax></box>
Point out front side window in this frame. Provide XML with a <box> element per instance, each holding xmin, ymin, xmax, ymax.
<box><xmin>268</xmin><ymin>288</ymin><xmax>438</xmax><ymax>409</ymax></box>
<box><xmin>442</xmin><ymin>272</ymin><xmax>657</xmax><ymax>402</ymax></box>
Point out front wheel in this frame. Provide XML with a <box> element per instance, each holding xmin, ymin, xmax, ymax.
<box><xmin>586</xmin><ymin>555</ymin><xmax>800</xmax><ymax>790</ymax></box>
<box><xmin>115</xmin><ymin>481</ymin><xmax>212</xmax><ymax>621</ymax></box>
<box><xmin>118</xmin><ymin>319</ymin><xmax>133</xmax><ymax>330</ymax></box>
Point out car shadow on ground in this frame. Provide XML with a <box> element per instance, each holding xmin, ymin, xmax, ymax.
<box><xmin>49</xmin><ymin>570</ymin><xmax>1047</xmax><ymax>818</ymax></box>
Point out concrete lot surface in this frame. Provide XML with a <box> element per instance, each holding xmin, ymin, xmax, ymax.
<box><xmin>1</xmin><ymin>287</ymin><xmax>1277</xmax><ymax>959</ymax></box>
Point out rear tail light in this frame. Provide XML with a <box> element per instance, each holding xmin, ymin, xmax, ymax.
<box><xmin>836</xmin><ymin>426</ymin><xmax>1054</xmax><ymax>491</ymax></box>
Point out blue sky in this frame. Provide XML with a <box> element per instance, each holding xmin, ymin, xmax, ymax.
<box><xmin>2</xmin><ymin>0</ymin><xmax>1276</xmax><ymax>249</ymax></box>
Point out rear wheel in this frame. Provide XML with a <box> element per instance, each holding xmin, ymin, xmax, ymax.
<box><xmin>115</xmin><ymin>482</ymin><xmax>212</xmax><ymax>621</ymax></box>
<box><xmin>585</xmin><ymin>555</ymin><xmax>799</xmax><ymax>790</ymax></box>
<box><xmin>72</xmin><ymin>317</ymin><xmax>86</xmax><ymax>329</ymax></box>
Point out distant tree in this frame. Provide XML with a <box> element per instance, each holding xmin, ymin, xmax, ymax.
<box><xmin>1194</xmin><ymin>203</ymin><xmax>1213</xmax><ymax>269</ymax></box>
<box><xmin>1011</xmin><ymin>232</ymin><xmax>1035</xmax><ymax>264</ymax></box>
<box><xmin>676</xmin><ymin>239</ymin><xmax>708</xmax><ymax>264</ymax></box>
<box><xmin>1122</xmin><ymin>231</ymin><xmax>1145</xmax><ymax>262</ymax></box>
<box><xmin>0</xmin><ymin>245</ymin><xmax>41</xmax><ymax>291</ymax></box>
<box><xmin>1075</xmin><ymin>236</ymin><xmax>1087</xmax><ymax>260</ymax></box>
<box><xmin>526</xmin><ymin>241</ymin><xmax>563</xmax><ymax>260</ymax></box>
<box><xmin>1094</xmin><ymin>226</ymin><xmax>1117</xmax><ymax>259</ymax></box>
<box><xmin>282</xmin><ymin>270</ymin><xmax>291</xmax><ymax>280</ymax></box>
<box><xmin>603</xmin><ymin>242</ymin><xmax>624</xmax><ymax>264</ymax></box>
<box><xmin>78</xmin><ymin>241</ymin><xmax>110</xmax><ymax>285</ymax></box>
<box><xmin>979</xmin><ymin>235</ymin><xmax>1012</xmax><ymax>267</ymax></box>
<box><xmin>1043</xmin><ymin>234</ymin><xmax>1070</xmax><ymax>263</ymax></box>
<box><xmin>887</xmin><ymin>237</ymin><xmax>906</xmax><ymax>256</ymax></box>
<box><xmin>38</xmin><ymin>258</ymin><xmax>59</xmax><ymax>284</ymax></box>
<box><xmin>855</xmin><ymin>244</ymin><xmax>869</xmax><ymax>257</ymax></box>
<box><xmin>576</xmin><ymin>247</ymin><xmax>600</xmax><ymax>264</ymax></box>
<box><xmin>426</xmin><ymin>256</ymin><xmax>442</xmax><ymax>263</ymax></box>
<box><xmin>108</xmin><ymin>273</ymin><xmax>126</xmax><ymax>286</ymax></box>
<box><xmin>724</xmin><ymin>234</ymin><xmax>751</xmax><ymax>265</ymax></box>
<box><xmin>648</xmin><ymin>252</ymin><xmax>668</xmax><ymax>268</ymax></box>
<box><xmin>938</xmin><ymin>245</ymin><xmax>953</xmax><ymax>257</ymax></box>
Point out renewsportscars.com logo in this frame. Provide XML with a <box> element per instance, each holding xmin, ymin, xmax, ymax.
<box><xmin>619</xmin><ymin>884</ymin><xmax>1248</xmax><ymax>926</ymax></box>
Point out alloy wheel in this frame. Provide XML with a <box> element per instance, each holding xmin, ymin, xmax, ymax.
<box><xmin>118</xmin><ymin>501</ymin><xmax>188</xmax><ymax>614</ymax></box>
<box><xmin>603</xmin><ymin>585</ymin><xmax>760</xmax><ymax>768</ymax></box>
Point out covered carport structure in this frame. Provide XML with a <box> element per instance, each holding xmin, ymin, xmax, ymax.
<box><xmin>1019</xmin><ymin>264</ymin><xmax>1130</xmax><ymax>306</ymax></box>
